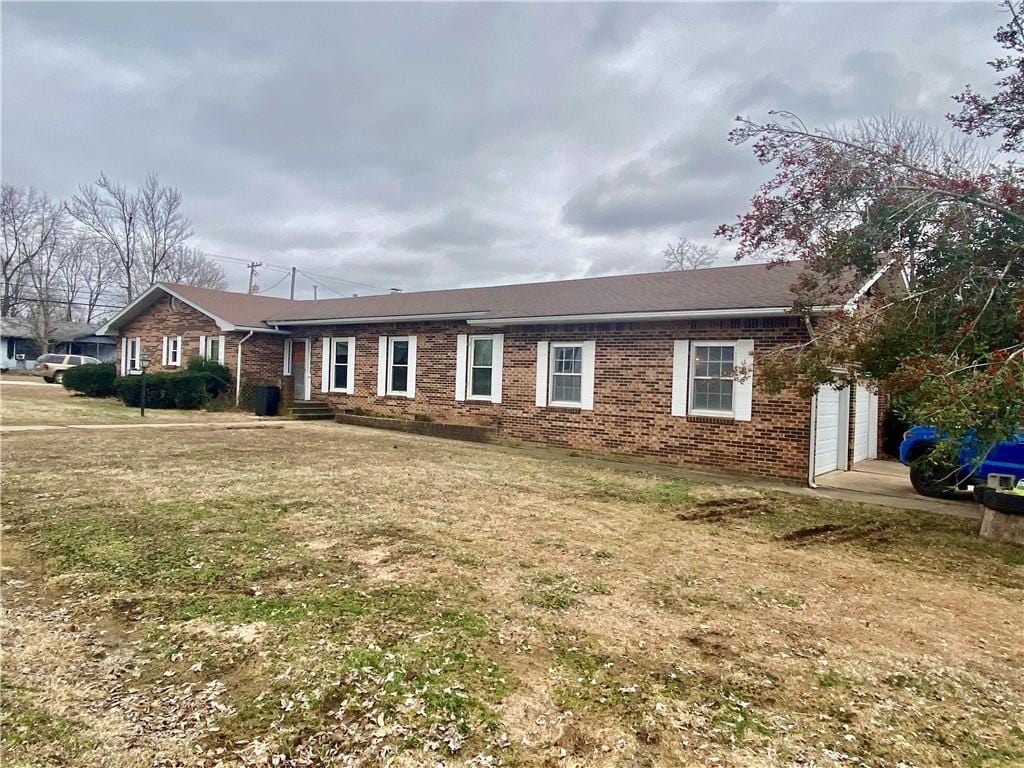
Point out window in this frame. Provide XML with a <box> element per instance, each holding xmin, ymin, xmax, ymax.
<box><xmin>550</xmin><ymin>343</ymin><xmax>583</xmax><ymax>406</ymax></box>
<box><xmin>330</xmin><ymin>337</ymin><xmax>353</xmax><ymax>393</ymax></box>
<box><xmin>127</xmin><ymin>338</ymin><xmax>139</xmax><ymax>370</ymax></box>
<box><xmin>38</xmin><ymin>353</ymin><xmax>64</xmax><ymax>364</ymax></box>
<box><xmin>68</xmin><ymin>356</ymin><xmax>82</xmax><ymax>366</ymax></box>
<box><xmin>690</xmin><ymin>344</ymin><xmax>735</xmax><ymax>416</ymax></box>
<box><xmin>469</xmin><ymin>337</ymin><xmax>494</xmax><ymax>398</ymax></box>
<box><xmin>206</xmin><ymin>336</ymin><xmax>221</xmax><ymax>363</ymax></box>
<box><xmin>388</xmin><ymin>338</ymin><xmax>409</xmax><ymax>394</ymax></box>
<box><xmin>164</xmin><ymin>336</ymin><xmax>181</xmax><ymax>367</ymax></box>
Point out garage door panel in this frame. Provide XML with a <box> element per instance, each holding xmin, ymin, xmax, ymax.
<box><xmin>853</xmin><ymin>385</ymin><xmax>870</xmax><ymax>463</ymax></box>
<box><xmin>814</xmin><ymin>386</ymin><xmax>842</xmax><ymax>475</ymax></box>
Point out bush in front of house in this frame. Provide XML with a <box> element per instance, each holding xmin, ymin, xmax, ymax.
<box><xmin>185</xmin><ymin>356</ymin><xmax>231</xmax><ymax>398</ymax></box>
<box><xmin>62</xmin><ymin>363</ymin><xmax>117</xmax><ymax>397</ymax></box>
<box><xmin>116</xmin><ymin>370</ymin><xmax>227</xmax><ymax>409</ymax></box>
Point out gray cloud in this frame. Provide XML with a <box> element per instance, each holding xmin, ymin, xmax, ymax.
<box><xmin>1</xmin><ymin>2</ymin><xmax>1004</xmax><ymax>296</ymax></box>
<box><xmin>385</xmin><ymin>209</ymin><xmax>509</xmax><ymax>252</ymax></box>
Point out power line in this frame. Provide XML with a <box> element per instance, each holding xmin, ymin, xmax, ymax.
<box><xmin>255</xmin><ymin>270</ymin><xmax>291</xmax><ymax>294</ymax></box>
<box><xmin>203</xmin><ymin>251</ymin><xmax>387</xmax><ymax>291</ymax></box>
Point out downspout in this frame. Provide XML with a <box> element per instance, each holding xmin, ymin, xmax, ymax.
<box><xmin>807</xmin><ymin>393</ymin><xmax>819</xmax><ymax>488</ymax></box>
<box><xmin>805</xmin><ymin>313</ymin><xmax>818</xmax><ymax>488</ymax></box>
<box><xmin>235</xmin><ymin>331</ymin><xmax>255</xmax><ymax>406</ymax></box>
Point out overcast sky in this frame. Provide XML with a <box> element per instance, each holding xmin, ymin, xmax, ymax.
<box><xmin>1</xmin><ymin>2</ymin><xmax>1004</xmax><ymax>298</ymax></box>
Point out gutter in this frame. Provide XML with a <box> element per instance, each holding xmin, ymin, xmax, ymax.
<box><xmin>235</xmin><ymin>330</ymin><xmax>254</xmax><ymax>406</ymax></box>
<box><xmin>270</xmin><ymin>311</ymin><xmax>490</xmax><ymax>327</ymax></box>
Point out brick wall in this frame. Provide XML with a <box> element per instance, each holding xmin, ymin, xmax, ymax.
<box><xmin>117</xmin><ymin>295</ymin><xmax>287</xmax><ymax>400</ymax></box>
<box><xmin>119</xmin><ymin>296</ymin><xmax>221</xmax><ymax>373</ymax></box>
<box><xmin>297</xmin><ymin>316</ymin><xmax>814</xmax><ymax>481</ymax></box>
<box><xmin>118</xmin><ymin>296</ymin><xmax>820</xmax><ymax>481</ymax></box>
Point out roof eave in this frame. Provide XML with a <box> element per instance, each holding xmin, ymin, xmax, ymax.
<box><xmin>96</xmin><ymin>283</ymin><xmax>256</xmax><ymax>335</ymax></box>
<box><xmin>467</xmin><ymin>305</ymin><xmax>845</xmax><ymax>326</ymax></box>
<box><xmin>270</xmin><ymin>311</ymin><xmax>490</xmax><ymax>327</ymax></box>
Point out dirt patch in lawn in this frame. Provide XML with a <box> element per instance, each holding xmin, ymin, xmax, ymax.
<box><xmin>2</xmin><ymin>423</ymin><xmax>1023</xmax><ymax>767</ymax></box>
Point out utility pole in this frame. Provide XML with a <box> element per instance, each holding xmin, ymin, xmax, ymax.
<box><xmin>313</xmin><ymin>285</ymin><xmax>318</xmax><ymax>300</ymax></box>
<box><xmin>246</xmin><ymin>262</ymin><xmax>262</xmax><ymax>294</ymax></box>
<box><xmin>289</xmin><ymin>267</ymin><xmax>297</xmax><ymax>300</ymax></box>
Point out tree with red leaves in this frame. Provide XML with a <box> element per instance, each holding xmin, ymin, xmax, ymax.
<box><xmin>718</xmin><ymin>2</ymin><xmax>1024</xmax><ymax>462</ymax></box>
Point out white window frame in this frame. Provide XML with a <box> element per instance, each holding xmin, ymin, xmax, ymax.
<box><xmin>688</xmin><ymin>341</ymin><xmax>738</xmax><ymax>418</ymax></box>
<box><xmin>464</xmin><ymin>334</ymin><xmax>502</xmax><ymax>403</ymax></box>
<box><xmin>328</xmin><ymin>336</ymin><xmax>356</xmax><ymax>394</ymax></box>
<box><xmin>283</xmin><ymin>338</ymin><xmax>293</xmax><ymax>375</ymax></box>
<box><xmin>163</xmin><ymin>335</ymin><xmax>182</xmax><ymax>367</ymax></box>
<box><xmin>548</xmin><ymin>342</ymin><xmax>584</xmax><ymax>407</ymax></box>
<box><xmin>383</xmin><ymin>335</ymin><xmax>416</xmax><ymax>398</ymax></box>
<box><xmin>200</xmin><ymin>334</ymin><xmax>226</xmax><ymax>365</ymax></box>
<box><xmin>125</xmin><ymin>337</ymin><xmax>140</xmax><ymax>373</ymax></box>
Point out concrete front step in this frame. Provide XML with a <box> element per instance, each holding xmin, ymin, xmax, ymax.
<box><xmin>289</xmin><ymin>401</ymin><xmax>334</xmax><ymax>420</ymax></box>
<box><xmin>335</xmin><ymin>412</ymin><xmax>495</xmax><ymax>443</ymax></box>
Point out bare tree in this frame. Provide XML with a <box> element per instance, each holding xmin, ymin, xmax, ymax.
<box><xmin>1</xmin><ymin>185</ymin><xmax>64</xmax><ymax>316</ymax></box>
<box><xmin>53</xmin><ymin>233</ymin><xmax>91</xmax><ymax>321</ymax></box>
<box><xmin>67</xmin><ymin>173</ymin><xmax>140</xmax><ymax>302</ymax></box>
<box><xmin>663</xmin><ymin>236</ymin><xmax>718</xmax><ymax>270</ymax></box>
<box><xmin>137</xmin><ymin>173</ymin><xmax>193</xmax><ymax>289</ymax></box>
<box><xmin>79</xmin><ymin>244</ymin><xmax>117</xmax><ymax>323</ymax></box>
<box><xmin>160</xmin><ymin>245</ymin><xmax>227</xmax><ymax>290</ymax></box>
<box><xmin>24</xmin><ymin>205</ymin><xmax>70</xmax><ymax>352</ymax></box>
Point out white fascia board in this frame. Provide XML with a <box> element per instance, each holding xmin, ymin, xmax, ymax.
<box><xmin>468</xmin><ymin>305</ymin><xmax>844</xmax><ymax>326</ymax></box>
<box><xmin>94</xmin><ymin>284</ymin><xmax>166</xmax><ymax>335</ymax></box>
<box><xmin>96</xmin><ymin>283</ymin><xmax>241</xmax><ymax>334</ymax></box>
<box><xmin>271</xmin><ymin>311</ymin><xmax>489</xmax><ymax>327</ymax></box>
<box><xmin>842</xmin><ymin>257</ymin><xmax>900</xmax><ymax>313</ymax></box>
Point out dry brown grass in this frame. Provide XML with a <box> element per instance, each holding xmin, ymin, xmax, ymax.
<box><xmin>0</xmin><ymin>382</ymin><xmax>249</xmax><ymax>426</ymax></box>
<box><xmin>2</xmin><ymin>421</ymin><xmax>1023</xmax><ymax>767</ymax></box>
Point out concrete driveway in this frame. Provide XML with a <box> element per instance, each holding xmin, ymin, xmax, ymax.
<box><xmin>814</xmin><ymin>459</ymin><xmax>979</xmax><ymax>519</ymax></box>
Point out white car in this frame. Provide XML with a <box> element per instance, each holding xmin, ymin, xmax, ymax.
<box><xmin>33</xmin><ymin>353</ymin><xmax>101</xmax><ymax>384</ymax></box>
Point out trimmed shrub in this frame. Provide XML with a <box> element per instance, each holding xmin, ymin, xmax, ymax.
<box><xmin>185</xmin><ymin>356</ymin><xmax>231</xmax><ymax>398</ymax></box>
<box><xmin>62</xmin><ymin>363</ymin><xmax>117</xmax><ymax>397</ymax></box>
<box><xmin>117</xmin><ymin>371</ymin><xmax>214</xmax><ymax>409</ymax></box>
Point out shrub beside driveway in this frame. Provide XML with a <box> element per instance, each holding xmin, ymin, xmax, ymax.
<box><xmin>1</xmin><ymin>421</ymin><xmax>1022</xmax><ymax>766</ymax></box>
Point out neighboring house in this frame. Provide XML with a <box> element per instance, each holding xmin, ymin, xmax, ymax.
<box><xmin>0</xmin><ymin>317</ymin><xmax>116</xmax><ymax>370</ymax></box>
<box><xmin>97</xmin><ymin>262</ymin><xmax>894</xmax><ymax>484</ymax></box>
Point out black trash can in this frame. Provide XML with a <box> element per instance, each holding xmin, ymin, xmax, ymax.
<box><xmin>253</xmin><ymin>385</ymin><xmax>280</xmax><ymax>417</ymax></box>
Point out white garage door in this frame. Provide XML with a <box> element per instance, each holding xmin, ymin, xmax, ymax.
<box><xmin>853</xmin><ymin>384</ymin><xmax>878</xmax><ymax>464</ymax></box>
<box><xmin>814</xmin><ymin>385</ymin><xmax>843</xmax><ymax>475</ymax></box>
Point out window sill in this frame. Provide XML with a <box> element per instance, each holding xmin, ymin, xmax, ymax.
<box><xmin>328</xmin><ymin>389</ymin><xmax>354</xmax><ymax>395</ymax></box>
<box><xmin>686</xmin><ymin>414</ymin><xmax>735</xmax><ymax>424</ymax></box>
<box><xmin>545</xmin><ymin>404</ymin><xmax>583</xmax><ymax>413</ymax></box>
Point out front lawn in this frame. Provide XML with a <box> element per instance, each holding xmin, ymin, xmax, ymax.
<box><xmin>0</xmin><ymin>382</ymin><xmax>249</xmax><ymax>426</ymax></box>
<box><xmin>2</xmin><ymin>423</ymin><xmax>1022</xmax><ymax>767</ymax></box>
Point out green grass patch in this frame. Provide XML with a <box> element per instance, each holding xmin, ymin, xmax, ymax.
<box><xmin>638</xmin><ymin>480</ymin><xmax>691</xmax><ymax>506</ymax></box>
<box><xmin>521</xmin><ymin>571</ymin><xmax>580</xmax><ymax>610</ymax></box>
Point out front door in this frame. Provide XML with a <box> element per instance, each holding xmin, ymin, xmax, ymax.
<box><xmin>292</xmin><ymin>340</ymin><xmax>309</xmax><ymax>400</ymax></box>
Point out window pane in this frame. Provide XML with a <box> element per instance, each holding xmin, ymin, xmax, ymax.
<box><xmin>472</xmin><ymin>338</ymin><xmax>492</xmax><ymax>367</ymax></box>
<box><xmin>391</xmin><ymin>340</ymin><xmax>408</xmax><ymax>365</ymax></box>
<box><xmin>471</xmin><ymin>366</ymin><xmax>492</xmax><ymax>397</ymax></box>
<box><xmin>334</xmin><ymin>363</ymin><xmax>347</xmax><ymax>388</ymax></box>
<box><xmin>391</xmin><ymin>365</ymin><xmax>408</xmax><ymax>392</ymax></box>
<box><xmin>551</xmin><ymin>373</ymin><xmax>582</xmax><ymax>403</ymax></box>
<box><xmin>554</xmin><ymin>346</ymin><xmax>582</xmax><ymax>374</ymax></box>
<box><xmin>334</xmin><ymin>342</ymin><xmax>348</xmax><ymax>366</ymax></box>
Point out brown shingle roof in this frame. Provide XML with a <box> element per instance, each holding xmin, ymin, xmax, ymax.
<box><xmin>162</xmin><ymin>283</ymin><xmax>310</xmax><ymax>327</ymax></box>
<box><xmin>154</xmin><ymin>261</ymin><xmax>859</xmax><ymax>329</ymax></box>
<box><xmin>264</xmin><ymin>261</ymin><xmax>841</xmax><ymax>323</ymax></box>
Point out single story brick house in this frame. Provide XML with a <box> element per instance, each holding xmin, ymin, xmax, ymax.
<box><xmin>97</xmin><ymin>262</ymin><xmax>894</xmax><ymax>484</ymax></box>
